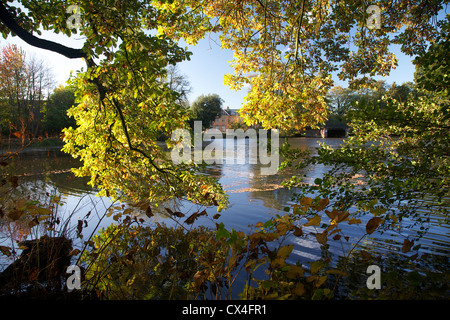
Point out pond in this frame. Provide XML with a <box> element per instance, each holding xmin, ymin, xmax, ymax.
<box><xmin>1</xmin><ymin>138</ymin><xmax>449</xmax><ymax>298</ymax></box>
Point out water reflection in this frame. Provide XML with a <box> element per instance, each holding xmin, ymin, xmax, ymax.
<box><xmin>1</xmin><ymin>138</ymin><xmax>448</xmax><ymax>294</ymax></box>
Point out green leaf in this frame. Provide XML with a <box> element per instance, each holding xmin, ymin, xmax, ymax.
<box><xmin>216</xmin><ymin>222</ymin><xmax>230</xmax><ymax>240</ymax></box>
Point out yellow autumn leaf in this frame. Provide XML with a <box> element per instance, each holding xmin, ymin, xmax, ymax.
<box><xmin>300</xmin><ymin>197</ymin><xmax>313</xmax><ymax>207</ymax></box>
<box><xmin>277</xmin><ymin>245</ymin><xmax>294</xmax><ymax>259</ymax></box>
<box><xmin>390</xmin><ymin>214</ymin><xmax>398</xmax><ymax>224</ymax></box>
<box><xmin>304</xmin><ymin>215</ymin><xmax>321</xmax><ymax>227</ymax></box>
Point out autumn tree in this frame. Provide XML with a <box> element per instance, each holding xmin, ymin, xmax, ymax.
<box><xmin>0</xmin><ymin>0</ymin><xmax>228</xmax><ymax>210</ymax></box>
<box><xmin>0</xmin><ymin>44</ymin><xmax>27</xmax><ymax>134</ymax></box>
<box><xmin>154</xmin><ymin>0</ymin><xmax>446</xmax><ymax>131</ymax></box>
<box><xmin>0</xmin><ymin>0</ymin><xmax>447</xmax><ymax>210</ymax></box>
<box><xmin>0</xmin><ymin>44</ymin><xmax>54</xmax><ymax>138</ymax></box>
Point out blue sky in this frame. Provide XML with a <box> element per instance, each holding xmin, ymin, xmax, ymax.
<box><xmin>0</xmin><ymin>24</ymin><xmax>417</xmax><ymax>110</ymax></box>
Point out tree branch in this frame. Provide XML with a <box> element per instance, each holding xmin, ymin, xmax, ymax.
<box><xmin>0</xmin><ymin>2</ymin><xmax>86</xmax><ymax>59</ymax></box>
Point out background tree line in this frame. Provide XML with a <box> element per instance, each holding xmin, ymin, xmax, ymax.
<box><xmin>326</xmin><ymin>80</ymin><xmax>417</xmax><ymax>127</ymax></box>
<box><xmin>0</xmin><ymin>43</ymin><xmax>75</xmax><ymax>142</ymax></box>
<box><xmin>0</xmin><ymin>42</ymin><xmax>225</xmax><ymax>144</ymax></box>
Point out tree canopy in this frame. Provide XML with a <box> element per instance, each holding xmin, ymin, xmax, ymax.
<box><xmin>0</xmin><ymin>0</ymin><xmax>447</xmax><ymax>210</ymax></box>
<box><xmin>285</xmin><ymin>30</ymin><xmax>449</xmax><ymax>242</ymax></box>
<box><xmin>153</xmin><ymin>0</ymin><xmax>446</xmax><ymax>130</ymax></box>
<box><xmin>190</xmin><ymin>93</ymin><xmax>223</xmax><ymax>130</ymax></box>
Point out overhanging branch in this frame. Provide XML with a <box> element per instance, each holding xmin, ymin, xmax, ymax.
<box><xmin>0</xmin><ymin>2</ymin><xmax>86</xmax><ymax>59</ymax></box>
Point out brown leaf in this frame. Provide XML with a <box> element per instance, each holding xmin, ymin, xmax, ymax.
<box><xmin>8</xmin><ymin>209</ymin><xmax>25</xmax><ymax>221</ymax></box>
<box><xmin>325</xmin><ymin>209</ymin><xmax>338</xmax><ymax>220</ymax></box>
<box><xmin>77</xmin><ymin>219</ymin><xmax>83</xmax><ymax>235</ymax></box>
<box><xmin>173</xmin><ymin>211</ymin><xmax>185</xmax><ymax>218</ymax></box>
<box><xmin>348</xmin><ymin>218</ymin><xmax>362</xmax><ymax>225</ymax></box>
<box><xmin>409</xmin><ymin>253</ymin><xmax>419</xmax><ymax>261</ymax></box>
<box><xmin>277</xmin><ymin>245</ymin><xmax>294</xmax><ymax>259</ymax></box>
<box><xmin>0</xmin><ymin>246</ymin><xmax>11</xmax><ymax>257</ymax></box>
<box><xmin>293</xmin><ymin>226</ymin><xmax>303</xmax><ymax>237</ymax></box>
<box><xmin>28</xmin><ymin>216</ymin><xmax>39</xmax><ymax>228</ymax></box>
<box><xmin>276</xmin><ymin>222</ymin><xmax>288</xmax><ymax>235</ymax></box>
<box><xmin>315</xmin><ymin>231</ymin><xmax>328</xmax><ymax>245</ymax></box>
<box><xmin>185</xmin><ymin>212</ymin><xmax>198</xmax><ymax>225</ymax></box>
<box><xmin>193</xmin><ymin>270</ymin><xmax>206</xmax><ymax>289</ymax></box>
<box><xmin>402</xmin><ymin>239</ymin><xmax>414</xmax><ymax>253</ymax></box>
<box><xmin>315</xmin><ymin>197</ymin><xmax>329</xmax><ymax>211</ymax></box>
<box><xmin>9</xmin><ymin>176</ymin><xmax>18</xmax><ymax>188</ymax></box>
<box><xmin>212</xmin><ymin>213</ymin><xmax>221</xmax><ymax>219</ymax></box>
<box><xmin>69</xmin><ymin>249</ymin><xmax>81</xmax><ymax>256</ymax></box>
<box><xmin>136</xmin><ymin>200</ymin><xmax>150</xmax><ymax>211</ymax></box>
<box><xmin>145</xmin><ymin>206</ymin><xmax>153</xmax><ymax>218</ymax></box>
<box><xmin>336</xmin><ymin>211</ymin><xmax>349</xmax><ymax>223</ymax></box>
<box><xmin>300</xmin><ymin>197</ymin><xmax>313</xmax><ymax>208</ymax></box>
<box><xmin>366</xmin><ymin>217</ymin><xmax>382</xmax><ymax>235</ymax></box>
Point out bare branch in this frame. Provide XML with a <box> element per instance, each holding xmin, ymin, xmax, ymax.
<box><xmin>0</xmin><ymin>2</ymin><xmax>85</xmax><ymax>59</ymax></box>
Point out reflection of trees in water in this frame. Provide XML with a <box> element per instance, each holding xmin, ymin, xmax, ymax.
<box><xmin>8</xmin><ymin>147</ymin><xmax>91</xmax><ymax>196</ymax></box>
<box><xmin>247</xmin><ymin>188</ymin><xmax>297</xmax><ymax>213</ymax></box>
<box><xmin>333</xmin><ymin>250</ymin><xmax>449</xmax><ymax>299</ymax></box>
